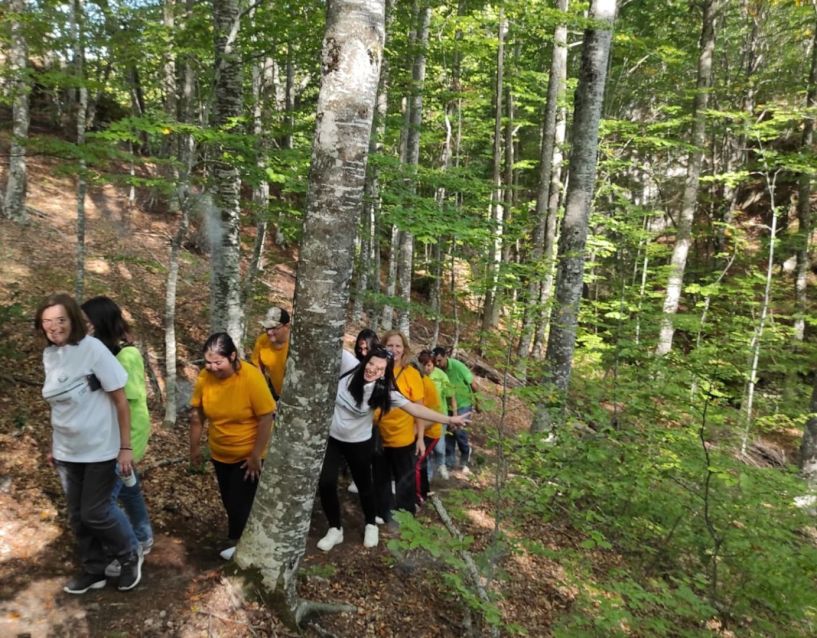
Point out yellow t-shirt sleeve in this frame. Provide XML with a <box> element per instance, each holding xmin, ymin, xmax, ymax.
<box><xmin>378</xmin><ymin>366</ymin><xmax>425</xmax><ymax>447</ymax></box>
<box><xmin>422</xmin><ymin>376</ymin><xmax>442</xmax><ymax>439</ymax></box>
<box><xmin>251</xmin><ymin>334</ymin><xmax>265</xmax><ymax>368</ymax></box>
<box><xmin>246</xmin><ymin>364</ymin><xmax>277</xmax><ymax>416</ymax></box>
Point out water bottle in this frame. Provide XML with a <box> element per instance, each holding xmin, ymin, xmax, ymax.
<box><xmin>118</xmin><ymin>464</ymin><xmax>137</xmax><ymax>488</ymax></box>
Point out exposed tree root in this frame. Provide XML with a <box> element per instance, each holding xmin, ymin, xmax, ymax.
<box><xmin>429</xmin><ymin>493</ymin><xmax>500</xmax><ymax>638</ymax></box>
<box><xmin>294</xmin><ymin>599</ymin><xmax>356</xmax><ymax>627</ymax></box>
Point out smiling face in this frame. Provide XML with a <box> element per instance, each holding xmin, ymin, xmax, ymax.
<box><xmin>204</xmin><ymin>350</ymin><xmax>237</xmax><ymax>379</ymax></box>
<box><xmin>384</xmin><ymin>335</ymin><xmax>405</xmax><ymax>363</ymax></box>
<box><xmin>364</xmin><ymin>355</ymin><xmax>388</xmax><ymax>383</ymax></box>
<box><xmin>41</xmin><ymin>305</ymin><xmax>71</xmax><ymax>347</ymax></box>
<box><xmin>357</xmin><ymin>338</ymin><xmax>370</xmax><ymax>359</ymax></box>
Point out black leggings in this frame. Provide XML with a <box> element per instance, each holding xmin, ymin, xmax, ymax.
<box><xmin>374</xmin><ymin>443</ymin><xmax>416</xmax><ymax>522</ymax></box>
<box><xmin>318</xmin><ymin>436</ymin><xmax>375</xmax><ymax>528</ymax></box>
<box><xmin>212</xmin><ymin>459</ymin><xmax>259</xmax><ymax>541</ymax></box>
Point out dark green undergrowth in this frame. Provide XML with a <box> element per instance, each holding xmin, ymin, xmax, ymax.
<box><xmin>504</xmin><ymin>407</ymin><xmax>817</xmax><ymax>637</ymax></box>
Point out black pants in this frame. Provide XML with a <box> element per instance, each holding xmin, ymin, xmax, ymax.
<box><xmin>415</xmin><ymin>436</ymin><xmax>439</xmax><ymax>504</ymax></box>
<box><xmin>373</xmin><ymin>443</ymin><xmax>416</xmax><ymax>522</ymax></box>
<box><xmin>318</xmin><ymin>436</ymin><xmax>375</xmax><ymax>528</ymax></box>
<box><xmin>212</xmin><ymin>459</ymin><xmax>259</xmax><ymax>541</ymax></box>
<box><xmin>56</xmin><ymin>459</ymin><xmax>136</xmax><ymax>575</ymax></box>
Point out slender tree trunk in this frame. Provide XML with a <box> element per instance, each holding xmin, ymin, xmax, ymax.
<box><xmin>71</xmin><ymin>0</ymin><xmax>88</xmax><ymax>300</ymax></box>
<box><xmin>244</xmin><ymin>18</ymin><xmax>273</xmax><ymax>317</ymax></box>
<box><xmin>209</xmin><ymin>0</ymin><xmax>244</xmax><ymax>344</ymax></box>
<box><xmin>3</xmin><ymin>0</ymin><xmax>30</xmax><ymax>222</ymax></box>
<box><xmin>531</xmin><ymin>0</ymin><xmax>617</xmax><ymax>433</ymax></box>
<box><xmin>163</xmin><ymin>21</ymin><xmax>196</xmax><ymax>428</ymax></box>
<box><xmin>794</xmin><ymin>13</ymin><xmax>817</xmax><ymax>342</ymax></box>
<box><xmin>162</xmin><ymin>0</ymin><xmax>180</xmax><ymax>213</ymax></box>
<box><xmin>235</xmin><ymin>0</ymin><xmax>385</xmax><ymax>623</ymax></box>
<box><xmin>533</xmin><ymin>23</ymin><xmax>570</xmax><ymax>361</ymax></box>
<box><xmin>480</xmin><ymin>11</ymin><xmax>508</xmax><ymax>343</ymax></box>
<box><xmin>518</xmin><ymin>0</ymin><xmax>569</xmax><ymax>364</ymax></box>
<box><xmin>397</xmin><ymin>2</ymin><xmax>431</xmax><ymax>338</ymax></box>
<box><xmin>655</xmin><ymin>0</ymin><xmax>720</xmax><ymax>355</ymax></box>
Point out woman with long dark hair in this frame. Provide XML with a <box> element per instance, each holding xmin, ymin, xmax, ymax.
<box><xmin>317</xmin><ymin>345</ymin><xmax>469</xmax><ymax>551</ymax></box>
<box><xmin>81</xmin><ymin>295</ymin><xmax>154</xmax><ymax>577</ymax></box>
<box><xmin>189</xmin><ymin>333</ymin><xmax>275</xmax><ymax>560</ymax></box>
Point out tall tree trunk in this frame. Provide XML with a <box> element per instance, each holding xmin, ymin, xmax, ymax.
<box><xmin>794</xmin><ymin>12</ymin><xmax>817</xmax><ymax>342</ymax></box>
<box><xmin>235</xmin><ymin>0</ymin><xmax>385</xmax><ymax>623</ymax></box>
<box><xmin>396</xmin><ymin>2</ymin><xmax>431</xmax><ymax>338</ymax></box>
<box><xmin>531</xmin><ymin>0</ymin><xmax>617</xmax><ymax>433</ymax></box>
<box><xmin>244</xmin><ymin>16</ymin><xmax>274</xmax><ymax>317</ymax></box>
<box><xmin>480</xmin><ymin>11</ymin><xmax>508</xmax><ymax>343</ymax></box>
<box><xmin>209</xmin><ymin>0</ymin><xmax>244</xmax><ymax>344</ymax></box>
<box><xmin>163</xmin><ymin>14</ymin><xmax>196</xmax><ymax>428</ymax></box>
<box><xmin>3</xmin><ymin>0</ymin><xmax>30</xmax><ymax>222</ymax></box>
<box><xmin>518</xmin><ymin>0</ymin><xmax>569</xmax><ymax>365</ymax></box>
<box><xmin>71</xmin><ymin>0</ymin><xmax>88</xmax><ymax>300</ymax></box>
<box><xmin>655</xmin><ymin>0</ymin><xmax>720</xmax><ymax>356</ymax></box>
<box><xmin>162</xmin><ymin>0</ymin><xmax>180</xmax><ymax>213</ymax></box>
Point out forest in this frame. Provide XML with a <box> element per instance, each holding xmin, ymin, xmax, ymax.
<box><xmin>2</xmin><ymin>0</ymin><xmax>817</xmax><ymax>635</ymax></box>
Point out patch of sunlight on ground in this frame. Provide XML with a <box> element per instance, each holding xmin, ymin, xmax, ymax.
<box><xmin>0</xmin><ymin>578</ymin><xmax>90</xmax><ymax>638</ymax></box>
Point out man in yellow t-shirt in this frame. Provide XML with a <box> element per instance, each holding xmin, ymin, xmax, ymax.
<box><xmin>251</xmin><ymin>306</ymin><xmax>291</xmax><ymax>400</ymax></box>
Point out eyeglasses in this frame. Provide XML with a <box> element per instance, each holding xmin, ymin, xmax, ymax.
<box><xmin>42</xmin><ymin>317</ymin><xmax>68</xmax><ymax>327</ymax></box>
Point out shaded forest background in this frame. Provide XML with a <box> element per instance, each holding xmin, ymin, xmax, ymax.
<box><xmin>3</xmin><ymin>0</ymin><xmax>817</xmax><ymax>635</ymax></box>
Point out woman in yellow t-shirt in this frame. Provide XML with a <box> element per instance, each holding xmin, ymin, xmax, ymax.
<box><xmin>375</xmin><ymin>330</ymin><xmax>426</xmax><ymax>523</ymax></box>
<box><xmin>189</xmin><ymin>333</ymin><xmax>275</xmax><ymax>560</ymax></box>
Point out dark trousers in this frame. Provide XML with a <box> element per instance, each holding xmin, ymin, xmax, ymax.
<box><xmin>212</xmin><ymin>459</ymin><xmax>259</xmax><ymax>541</ymax></box>
<box><xmin>415</xmin><ymin>437</ymin><xmax>439</xmax><ymax>504</ymax></box>
<box><xmin>374</xmin><ymin>443</ymin><xmax>416</xmax><ymax>522</ymax></box>
<box><xmin>55</xmin><ymin>459</ymin><xmax>136</xmax><ymax>575</ymax></box>
<box><xmin>445</xmin><ymin>408</ymin><xmax>472</xmax><ymax>469</ymax></box>
<box><xmin>318</xmin><ymin>436</ymin><xmax>375</xmax><ymax>528</ymax></box>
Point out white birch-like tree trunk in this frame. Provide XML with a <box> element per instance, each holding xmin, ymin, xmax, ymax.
<box><xmin>517</xmin><ymin>0</ymin><xmax>569</xmax><ymax>364</ymax></box>
<box><xmin>235</xmin><ymin>0</ymin><xmax>385</xmax><ymax>623</ymax></box>
<box><xmin>396</xmin><ymin>2</ymin><xmax>431</xmax><ymax>338</ymax></box>
<box><xmin>3</xmin><ymin>0</ymin><xmax>30</xmax><ymax>222</ymax></box>
<box><xmin>480</xmin><ymin>11</ymin><xmax>507</xmax><ymax>340</ymax></box>
<box><xmin>163</xmin><ymin>25</ymin><xmax>196</xmax><ymax>427</ymax></box>
<box><xmin>655</xmin><ymin>0</ymin><xmax>719</xmax><ymax>355</ymax></box>
<box><xmin>531</xmin><ymin>0</ymin><xmax>617</xmax><ymax>433</ymax></box>
<box><xmin>794</xmin><ymin>13</ymin><xmax>817</xmax><ymax>342</ymax></box>
<box><xmin>209</xmin><ymin>0</ymin><xmax>244</xmax><ymax>344</ymax></box>
<box><xmin>71</xmin><ymin>0</ymin><xmax>88</xmax><ymax>301</ymax></box>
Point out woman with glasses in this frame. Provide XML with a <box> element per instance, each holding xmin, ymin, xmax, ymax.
<box><xmin>36</xmin><ymin>292</ymin><xmax>143</xmax><ymax>594</ymax></box>
<box><xmin>316</xmin><ymin>345</ymin><xmax>469</xmax><ymax>551</ymax></box>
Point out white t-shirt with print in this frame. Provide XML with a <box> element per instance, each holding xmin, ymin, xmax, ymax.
<box><xmin>330</xmin><ymin>349</ymin><xmax>408</xmax><ymax>443</ymax></box>
<box><xmin>42</xmin><ymin>336</ymin><xmax>128</xmax><ymax>463</ymax></box>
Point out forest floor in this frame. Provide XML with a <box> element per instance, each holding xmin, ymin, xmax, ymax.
<box><xmin>0</xmin><ymin>150</ymin><xmax>572</xmax><ymax>636</ymax></box>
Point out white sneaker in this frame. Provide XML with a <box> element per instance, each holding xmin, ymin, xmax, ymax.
<box><xmin>461</xmin><ymin>466</ymin><xmax>472</xmax><ymax>477</ymax></box>
<box><xmin>347</xmin><ymin>481</ymin><xmax>359</xmax><ymax>494</ymax></box>
<box><xmin>219</xmin><ymin>546</ymin><xmax>236</xmax><ymax>560</ymax></box>
<box><xmin>317</xmin><ymin>527</ymin><xmax>343</xmax><ymax>551</ymax></box>
<box><xmin>375</xmin><ymin>516</ymin><xmax>385</xmax><ymax>525</ymax></box>
<box><xmin>104</xmin><ymin>560</ymin><xmax>121</xmax><ymax>578</ymax></box>
<box><xmin>363</xmin><ymin>524</ymin><xmax>379</xmax><ymax>548</ymax></box>
<box><xmin>439</xmin><ymin>466</ymin><xmax>450</xmax><ymax>480</ymax></box>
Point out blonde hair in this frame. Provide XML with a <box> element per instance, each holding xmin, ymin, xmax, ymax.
<box><xmin>380</xmin><ymin>330</ymin><xmax>410</xmax><ymax>366</ymax></box>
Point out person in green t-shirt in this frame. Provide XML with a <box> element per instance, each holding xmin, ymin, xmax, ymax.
<box><xmin>418</xmin><ymin>350</ymin><xmax>454</xmax><ymax>480</ymax></box>
<box><xmin>82</xmin><ymin>297</ymin><xmax>155</xmax><ymax>568</ymax></box>
<box><xmin>432</xmin><ymin>347</ymin><xmax>479</xmax><ymax>474</ymax></box>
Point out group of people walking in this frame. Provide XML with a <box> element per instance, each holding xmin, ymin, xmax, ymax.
<box><xmin>36</xmin><ymin>293</ymin><xmax>479</xmax><ymax>594</ymax></box>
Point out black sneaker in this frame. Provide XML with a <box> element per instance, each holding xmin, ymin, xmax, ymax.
<box><xmin>63</xmin><ymin>572</ymin><xmax>106</xmax><ymax>594</ymax></box>
<box><xmin>117</xmin><ymin>550</ymin><xmax>144</xmax><ymax>591</ymax></box>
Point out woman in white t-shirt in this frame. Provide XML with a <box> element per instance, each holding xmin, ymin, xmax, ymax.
<box><xmin>36</xmin><ymin>293</ymin><xmax>143</xmax><ymax>595</ymax></box>
<box><xmin>316</xmin><ymin>344</ymin><xmax>470</xmax><ymax>551</ymax></box>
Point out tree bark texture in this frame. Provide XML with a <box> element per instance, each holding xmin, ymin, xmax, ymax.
<box><xmin>538</xmin><ymin>0</ymin><xmax>617</xmax><ymax>427</ymax></box>
<box><xmin>655</xmin><ymin>0</ymin><xmax>719</xmax><ymax>355</ymax></box>
<box><xmin>518</xmin><ymin>0</ymin><xmax>569</xmax><ymax>362</ymax></box>
<box><xmin>72</xmin><ymin>0</ymin><xmax>88</xmax><ymax>301</ymax></box>
<box><xmin>235</xmin><ymin>0</ymin><xmax>385</xmax><ymax>619</ymax></box>
<box><xmin>480</xmin><ymin>11</ymin><xmax>507</xmax><ymax>340</ymax></box>
<box><xmin>209</xmin><ymin>0</ymin><xmax>244</xmax><ymax>345</ymax></box>
<box><xmin>3</xmin><ymin>0</ymin><xmax>30</xmax><ymax>222</ymax></box>
<box><xmin>794</xmin><ymin>13</ymin><xmax>817</xmax><ymax>342</ymax></box>
<box><xmin>397</xmin><ymin>2</ymin><xmax>431</xmax><ymax>338</ymax></box>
